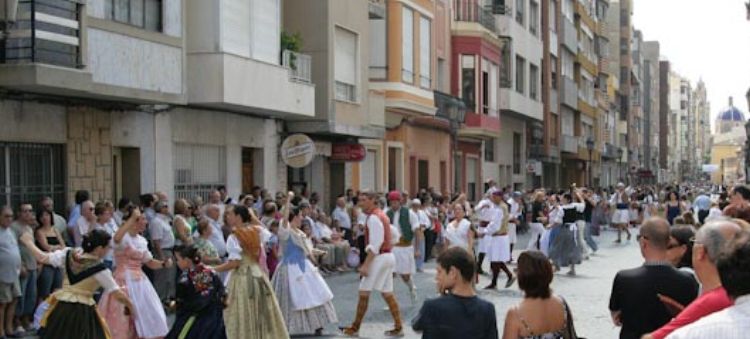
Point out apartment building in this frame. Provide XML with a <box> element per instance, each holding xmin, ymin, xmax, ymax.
<box><xmin>282</xmin><ymin>0</ymin><xmax>386</xmax><ymax>208</ymax></box>
<box><xmin>692</xmin><ymin>80</ymin><xmax>710</xmax><ymax>175</ymax></box>
<box><xmin>605</xmin><ymin>0</ymin><xmax>633</xmax><ymax>183</ymax></box>
<box><xmin>0</xmin><ymin>0</ymin><xmax>317</xmax><ymax>210</ymax></box>
<box><xmin>367</xmin><ymin>0</ymin><xmax>458</xmax><ymax>196</ymax></box>
<box><xmin>642</xmin><ymin>40</ymin><xmax>660</xmax><ymax>182</ymax></box>
<box><xmin>451</xmin><ymin>0</ymin><xmax>504</xmax><ymax>200</ymax></box>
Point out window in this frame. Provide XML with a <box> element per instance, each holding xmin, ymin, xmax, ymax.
<box><xmin>500</xmin><ymin>38</ymin><xmax>512</xmax><ymax>88</ymax></box>
<box><xmin>419</xmin><ymin>16</ymin><xmax>431</xmax><ymax>88</ymax></box>
<box><xmin>529</xmin><ymin>64</ymin><xmax>539</xmax><ymax>100</ymax></box>
<box><xmin>562</xmin><ymin>0</ymin><xmax>574</xmax><ymax>22</ymax></box>
<box><xmin>361</xmin><ymin>150</ymin><xmax>379</xmax><ymax>191</ymax></box>
<box><xmin>529</xmin><ymin>1</ymin><xmax>539</xmax><ymax>36</ymax></box>
<box><xmin>549</xmin><ymin>0</ymin><xmax>557</xmax><ymax>32</ymax></box>
<box><xmin>551</xmin><ymin>56</ymin><xmax>558</xmax><ymax>89</ymax></box>
<box><xmin>561</xmin><ymin>51</ymin><xmax>574</xmax><ymax>78</ymax></box>
<box><xmin>437</xmin><ymin>58</ymin><xmax>446</xmax><ymax>91</ymax></box>
<box><xmin>516</xmin><ymin>0</ymin><xmax>525</xmax><ymax>26</ymax></box>
<box><xmin>369</xmin><ymin>14</ymin><xmax>387</xmax><ymax>79</ymax></box>
<box><xmin>515</xmin><ymin>55</ymin><xmax>525</xmax><ymax>94</ymax></box>
<box><xmin>173</xmin><ymin>144</ymin><xmax>226</xmax><ymax>202</ymax></box>
<box><xmin>0</xmin><ymin>143</ymin><xmax>65</xmax><ymax>215</ymax></box>
<box><xmin>335</xmin><ymin>26</ymin><xmax>359</xmax><ymax>102</ymax></box>
<box><xmin>482</xmin><ymin>67</ymin><xmax>489</xmax><ymax>114</ymax></box>
<box><xmin>467</xmin><ymin>158</ymin><xmax>477</xmax><ymax>200</ymax></box>
<box><xmin>485</xmin><ymin>139</ymin><xmax>495</xmax><ymax>162</ymax></box>
<box><xmin>550</xmin><ymin>114</ymin><xmax>559</xmax><ymax>145</ymax></box>
<box><xmin>105</xmin><ymin>0</ymin><xmax>162</xmax><ymax>32</ymax></box>
<box><xmin>402</xmin><ymin>7</ymin><xmax>414</xmax><ymax>83</ymax></box>
<box><xmin>461</xmin><ymin>55</ymin><xmax>476</xmax><ymax>111</ymax></box>
<box><xmin>513</xmin><ymin>133</ymin><xmax>522</xmax><ymax>174</ymax></box>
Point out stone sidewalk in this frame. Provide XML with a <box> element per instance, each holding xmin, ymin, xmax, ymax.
<box><xmin>296</xmin><ymin>227</ymin><xmax>642</xmax><ymax>338</ymax></box>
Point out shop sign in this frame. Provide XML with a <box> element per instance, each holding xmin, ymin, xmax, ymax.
<box><xmin>331</xmin><ymin>143</ymin><xmax>366</xmax><ymax>162</ymax></box>
<box><xmin>526</xmin><ymin>160</ymin><xmax>542</xmax><ymax>175</ymax></box>
<box><xmin>281</xmin><ymin>134</ymin><xmax>315</xmax><ymax>168</ymax></box>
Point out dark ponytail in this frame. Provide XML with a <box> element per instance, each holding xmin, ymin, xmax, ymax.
<box><xmin>175</xmin><ymin>244</ymin><xmax>201</xmax><ymax>264</ymax></box>
<box><xmin>231</xmin><ymin>204</ymin><xmax>252</xmax><ymax>223</ymax></box>
<box><xmin>82</xmin><ymin>229</ymin><xmax>112</xmax><ymax>253</ymax></box>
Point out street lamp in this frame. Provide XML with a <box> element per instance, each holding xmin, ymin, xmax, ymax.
<box><xmin>586</xmin><ymin>137</ymin><xmax>595</xmax><ymax>188</ymax></box>
<box><xmin>617</xmin><ymin>147</ymin><xmax>624</xmax><ymax>183</ymax></box>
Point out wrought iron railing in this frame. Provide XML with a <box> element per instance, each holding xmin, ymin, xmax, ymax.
<box><xmin>2</xmin><ymin>0</ymin><xmax>82</xmax><ymax>68</ymax></box>
<box><xmin>454</xmin><ymin>0</ymin><xmax>498</xmax><ymax>33</ymax></box>
<box><xmin>282</xmin><ymin>50</ymin><xmax>312</xmax><ymax>83</ymax></box>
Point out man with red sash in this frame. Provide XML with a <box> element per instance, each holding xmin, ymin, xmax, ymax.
<box><xmin>340</xmin><ymin>190</ymin><xmax>401</xmax><ymax>337</ymax></box>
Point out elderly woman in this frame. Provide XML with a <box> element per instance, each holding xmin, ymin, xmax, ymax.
<box><xmin>502</xmin><ymin>251</ymin><xmax>576</xmax><ymax>339</ymax></box>
<box><xmin>194</xmin><ymin>219</ymin><xmax>221</xmax><ymax>265</ymax></box>
<box><xmin>173</xmin><ymin>199</ymin><xmax>194</xmax><ymax>247</ymax></box>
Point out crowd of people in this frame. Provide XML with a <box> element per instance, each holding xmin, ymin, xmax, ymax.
<box><xmin>0</xmin><ymin>180</ymin><xmax>749</xmax><ymax>338</ymax></box>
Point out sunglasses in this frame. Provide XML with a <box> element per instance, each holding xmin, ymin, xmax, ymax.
<box><xmin>666</xmin><ymin>242</ymin><xmax>682</xmax><ymax>250</ymax></box>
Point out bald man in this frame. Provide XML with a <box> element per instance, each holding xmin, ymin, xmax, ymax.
<box><xmin>609</xmin><ymin>217</ymin><xmax>699</xmax><ymax>339</ymax></box>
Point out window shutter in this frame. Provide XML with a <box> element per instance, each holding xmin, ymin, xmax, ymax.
<box><xmin>335</xmin><ymin>27</ymin><xmax>358</xmax><ymax>85</ymax></box>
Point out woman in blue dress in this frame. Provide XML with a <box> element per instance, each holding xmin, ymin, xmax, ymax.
<box><xmin>665</xmin><ymin>191</ymin><xmax>683</xmax><ymax>225</ymax></box>
<box><xmin>271</xmin><ymin>192</ymin><xmax>338</xmax><ymax>336</ymax></box>
<box><xmin>166</xmin><ymin>244</ymin><xmax>226</xmax><ymax>339</ymax></box>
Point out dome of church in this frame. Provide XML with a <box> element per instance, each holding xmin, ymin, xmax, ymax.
<box><xmin>717</xmin><ymin>97</ymin><xmax>745</xmax><ymax>123</ymax></box>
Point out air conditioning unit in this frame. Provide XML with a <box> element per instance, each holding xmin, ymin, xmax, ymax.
<box><xmin>1</xmin><ymin>0</ymin><xmax>19</xmax><ymax>24</ymax></box>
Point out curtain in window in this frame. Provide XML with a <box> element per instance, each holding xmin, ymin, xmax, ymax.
<box><xmin>402</xmin><ymin>7</ymin><xmax>414</xmax><ymax>82</ymax></box>
<box><xmin>335</xmin><ymin>27</ymin><xmax>358</xmax><ymax>86</ymax></box>
<box><xmin>419</xmin><ymin>16</ymin><xmax>430</xmax><ymax>88</ymax></box>
<box><xmin>251</xmin><ymin>0</ymin><xmax>280</xmax><ymax>64</ymax></box>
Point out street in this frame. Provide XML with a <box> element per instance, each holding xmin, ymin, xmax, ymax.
<box><xmin>300</xmin><ymin>226</ymin><xmax>643</xmax><ymax>338</ymax></box>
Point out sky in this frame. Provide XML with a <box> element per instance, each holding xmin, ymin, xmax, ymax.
<box><xmin>632</xmin><ymin>0</ymin><xmax>750</xmax><ymax>131</ymax></box>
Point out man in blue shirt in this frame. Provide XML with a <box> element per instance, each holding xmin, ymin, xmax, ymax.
<box><xmin>693</xmin><ymin>191</ymin><xmax>711</xmax><ymax>225</ymax></box>
<box><xmin>413</xmin><ymin>247</ymin><xmax>498</xmax><ymax>339</ymax></box>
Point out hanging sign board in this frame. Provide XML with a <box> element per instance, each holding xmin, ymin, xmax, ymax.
<box><xmin>331</xmin><ymin>143</ymin><xmax>367</xmax><ymax>162</ymax></box>
<box><xmin>281</xmin><ymin>134</ymin><xmax>315</xmax><ymax>168</ymax></box>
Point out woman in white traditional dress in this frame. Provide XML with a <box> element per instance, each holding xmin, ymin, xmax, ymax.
<box><xmin>98</xmin><ymin>208</ymin><xmax>172</xmax><ymax>339</ymax></box>
<box><xmin>271</xmin><ymin>192</ymin><xmax>337</xmax><ymax>336</ymax></box>
<box><xmin>443</xmin><ymin>203</ymin><xmax>474</xmax><ymax>252</ymax></box>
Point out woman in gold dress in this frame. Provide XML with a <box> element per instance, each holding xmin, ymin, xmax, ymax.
<box><xmin>213</xmin><ymin>204</ymin><xmax>288</xmax><ymax>339</ymax></box>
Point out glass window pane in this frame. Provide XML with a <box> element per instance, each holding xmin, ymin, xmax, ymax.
<box><xmin>114</xmin><ymin>0</ymin><xmax>129</xmax><ymax>23</ymax></box>
<box><xmin>130</xmin><ymin>0</ymin><xmax>144</xmax><ymax>27</ymax></box>
<box><xmin>145</xmin><ymin>0</ymin><xmax>162</xmax><ymax>32</ymax></box>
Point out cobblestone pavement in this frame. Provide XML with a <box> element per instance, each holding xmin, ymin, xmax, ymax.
<box><xmin>297</xmin><ymin>226</ymin><xmax>643</xmax><ymax>338</ymax></box>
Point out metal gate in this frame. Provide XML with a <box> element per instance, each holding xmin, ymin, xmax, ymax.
<box><xmin>0</xmin><ymin>142</ymin><xmax>66</xmax><ymax>215</ymax></box>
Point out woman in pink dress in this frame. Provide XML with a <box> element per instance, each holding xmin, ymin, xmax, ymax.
<box><xmin>98</xmin><ymin>208</ymin><xmax>173</xmax><ymax>339</ymax></box>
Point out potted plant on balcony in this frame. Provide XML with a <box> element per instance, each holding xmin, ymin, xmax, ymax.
<box><xmin>281</xmin><ymin>31</ymin><xmax>302</xmax><ymax>70</ymax></box>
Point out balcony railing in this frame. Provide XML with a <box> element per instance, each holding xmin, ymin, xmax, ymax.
<box><xmin>282</xmin><ymin>50</ymin><xmax>312</xmax><ymax>83</ymax></box>
<box><xmin>562</xmin><ymin>135</ymin><xmax>579</xmax><ymax>153</ymax></box>
<box><xmin>454</xmin><ymin>0</ymin><xmax>498</xmax><ymax>33</ymax></box>
<box><xmin>488</xmin><ymin>3</ymin><xmax>512</xmax><ymax>16</ymax></box>
<box><xmin>2</xmin><ymin>0</ymin><xmax>82</xmax><ymax>68</ymax></box>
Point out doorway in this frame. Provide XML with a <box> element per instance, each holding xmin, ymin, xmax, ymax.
<box><xmin>113</xmin><ymin>147</ymin><xmax>140</xmax><ymax>203</ymax></box>
<box><xmin>418</xmin><ymin>160</ymin><xmax>429</xmax><ymax>191</ymax></box>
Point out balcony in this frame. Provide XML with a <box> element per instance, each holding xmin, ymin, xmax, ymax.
<box><xmin>562</xmin><ymin>134</ymin><xmax>579</xmax><ymax>153</ymax></box>
<box><xmin>560</xmin><ymin>76</ymin><xmax>578</xmax><ymax>109</ymax></box>
<box><xmin>454</xmin><ymin>0</ymin><xmax>498</xmax><ymax>34</ymax></box>
<box><xmin>187</xmin><ymin>52</ymin><xmax>314</xmax><ymax>118</ymax></box>
<box><xmin>529</xmin><ymin>144</ymin><xmax>545</xmax><ymax>159</ymax></box>
<box><xmin>368</xmin><ymin>0</ymin><xmax>386</xmax><ymax>19</ymax></box>
<box><xmin>561</xmin><ymin>18</ymin><xmax>578</xmax><ymax>52</ymax></box>
<box><xmin>282</xmin><ymin>50</ymin><xmax>312</xmax><ymax>83</ymax></box>
<box><xmin>2</xmin><ymin>0</ymin><xmax>82</xmax><ymax>68</ymax></box>
<box><xmin>488</xmin><ymin>2</ymin><xmax>512</xmax><ymax>16</ymax></box>
<box><xmin>459</xmin><ymin>111</ymin><xmax>501</xmax><ymax>138</ymax></box>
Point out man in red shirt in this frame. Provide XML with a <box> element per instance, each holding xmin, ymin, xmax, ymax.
<box><xmin>643</xmin><ymin>220</ymin><xmax>742</xmax><ymax>339</ymax></box>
